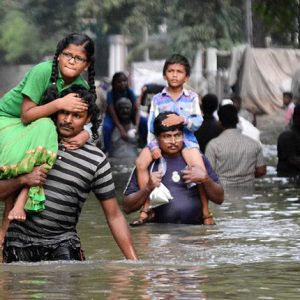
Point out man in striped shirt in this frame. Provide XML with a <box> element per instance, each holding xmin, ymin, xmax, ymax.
<box><xmin>1</xmin><ymin>91</ymin><xmax>137</xmax><ymax>262</ymax></box>
<box><xmin>205</xmin><ymin>104</ymin><xmax>266</xmax><ymax>186</ymax></box>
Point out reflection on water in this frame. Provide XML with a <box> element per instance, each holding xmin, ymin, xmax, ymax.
<box><xmin>1</xmin><ymin>143</ymin><xmax>300</xmax><ymax>299</ymax></box>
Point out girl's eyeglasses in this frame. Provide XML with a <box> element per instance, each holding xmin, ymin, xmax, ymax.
<box><xmin>62</xmin><ymin>52</ymin><xmax>87</xmax><ymax>64</ymax></box>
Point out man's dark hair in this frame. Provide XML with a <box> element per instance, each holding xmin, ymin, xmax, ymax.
<box><xmin>154</xmin><ymin>111</ymin><xmax>184</xmax><ymax>136</ymax></box>
<box><xmin>57</xmin><ymin>85</ymin><xmax>101</xmax><ymax>140</ymax></box>
<box><xmin>163</xmin><ymin>54</ymin><xmax>191</xmax><ymax>76</ymax></box>
<box><xmin>201</xmin><ymin>93</ymin><xmax>219</xmax><ymax>115</ymax></box>
<box><xmin>283</xmin><ymin>92</ymin><xmax>293</xmax><ymax>99</ymax></box>
<box><xmin>218</xmin><ymin>104</ymin><xmax>239</xmax><ymax>128</ymax></box>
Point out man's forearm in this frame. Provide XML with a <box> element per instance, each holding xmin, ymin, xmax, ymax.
<box><xmin>202</xmin><ymin>178</ymin><xmax>224</xmax><ymax>205</ymax></box>
<box><xmin>122</xmin><ymin>187</ymin><xmax>152</xmax><ymax>214</ymax></box>
<box><xmin>101</xmin><ymin>198</ymin><xmax>138</xmax><ymax>259</ymax></box>
<box><xmin>107</xmin><ymin>211</ymin><xmax>138</xmax><ymax>259</ymax></box>
<box><xmin>0</xmin><ymin>177</ymin><xmax>23</xmax><ymax>200</ymax></box>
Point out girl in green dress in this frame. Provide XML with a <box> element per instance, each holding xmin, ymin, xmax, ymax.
<box><xmin>0</xmin><ymin>33</ymin><xmax>96</xmax><ymax>228</ymax></box>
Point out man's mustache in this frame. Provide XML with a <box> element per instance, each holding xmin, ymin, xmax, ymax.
<box><xmin>59</xmin><ymin>123</ymin><xmax>73</xmax><ymax>130</ymax></box>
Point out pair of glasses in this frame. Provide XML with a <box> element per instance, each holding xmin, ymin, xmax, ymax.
<box><xmin>61</xmin><ymin>52</ymin><xmax>87</xmax><ymax>64</ymax></box>
<box><xmin>160</xmin><ymin>134</ymin><xmax>184</xmax><ymax>143</ymax></box>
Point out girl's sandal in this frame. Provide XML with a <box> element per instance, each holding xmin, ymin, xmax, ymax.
<box><xmin>130</xmin><ymin>209</ymin><xmax>155</xmax><ymax>227</ymax></box>
<box><xmin>203</xmin><ymin>212</ymin><xmax>216</xmax><ymax>225</ymax></box>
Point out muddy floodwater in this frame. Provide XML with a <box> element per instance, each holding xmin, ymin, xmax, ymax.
<box><xmin>1</xmin><ymin>111</ymin><xmax>300</xmax><ymax>299</ymax></box>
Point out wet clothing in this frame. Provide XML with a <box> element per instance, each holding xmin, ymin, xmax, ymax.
<box><xmin>194</xmin><ymin>115</ymin><xmax>222</xmax><ymax>153</ymax></box>
<box><xmin>124</xmin><ymin>155</ymin><xmax>219</xmax><ymax>224</ymax></box>
<box><xmin>3</xmin><ymin>239</ymin><xmax>84</xmax><ymax>263</ymax></box>
<box><xmin>147</xmin><ymin>88</ymin><xmax>203</xmax><ymax>151</ymax></box>
<box><xmin>277</xmin><ymin>125</ymin><xmax>300</xmax><ymax>176</ymax></box>
<box><xmin>205</xmin><ymin>128</ymin><xmax>265</xmax><ymax>185</ymax></box>
<box><xmin>3</xmin><ymin>143</ymin><xmax>115</xmax><ymax>262</ymax></box>
<box><xmin>0</xmin><ymin>61</ymin><xmax>89</xmax><ymax>212</ymax></box>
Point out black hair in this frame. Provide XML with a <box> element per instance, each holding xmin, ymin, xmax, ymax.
<box><xmin>201</xmin><ymin>93</ymin><xmax>219</xmax><ymax>114</ymax></box>
<box><xmin>231</xmin><ymin>95</ymin><xmax>242</xmax><ymax>104</ymax></box>
<box><xmin>153</xmin><ymin>111</ymin><xmax>184</xmax><ymax>136</ymax></box>
<box><xmin>56</xmin><ymin>85</ymin><xmax>101</xmax><ymax>140</ymax></box>
<box><xmin>218</xmin><ymin>104</ymin><xmax>239</xmax><ymax>128</ymax></box>
<box><xmin>283</xmin><ymin>92</ymin><xmax>293</xmax><ymax>99</ymax></box>
<box><xmin>41</xmin><ymin>33</ymin><xmax>96</xmax><ymax>105</ymax></box>
<box><xmin>163</xmin><ymin>54</ymin><xmax>191</xmax><ymax>76</ymax></box>
<box><xmin>111</xmin><ymin>71</ymin><xmax>128</xmax><ymax>88</ymax></box>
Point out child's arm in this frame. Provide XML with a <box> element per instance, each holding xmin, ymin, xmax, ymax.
<box><xmin>21</xmin><ymin>93</ymin><xmax>88</xmax><ymax>124</ymax></box>
<box><xmin>147</xmin><ymin>97</ymin><xmax>160</xmax><ymax>151</ymax></box>
<box><xmin>183</xmin><ymin>94</ymin><xmax>203</xmax><ymax>132</ymax></box>
<box><xmin>61</xmin><ymin>129</ymin><xmax>90</xmax><ymax>150</ymax></box>
<box><xmin>166</xmin><ymin>94</ymin><xmax>202</xmax><ymax>132</ymax></box>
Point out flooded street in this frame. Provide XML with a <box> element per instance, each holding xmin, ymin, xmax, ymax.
<box><xmin>1</xmin><ymin>110</ymin><xmax>300</xmax><ymax>299</ymax></box>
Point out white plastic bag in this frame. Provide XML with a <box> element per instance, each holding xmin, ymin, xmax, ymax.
<box><xmin>149</xmin><ymin>182</ymin><xmax>173</xmax><ymax>208</ymax></box>
<box><xmin>149</xmin><ymin>157</ymin><xmax>173</xmax><ymax>208</ymax></box>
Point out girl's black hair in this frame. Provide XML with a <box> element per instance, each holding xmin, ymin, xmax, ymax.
<box><xmin>41</xmin><ymin>32</ymin><xmax>96</xmax><ymax>105</ymax></box>
<box><xmin>54</xmin><ymin>85</ymin><xmax>101</xmax><ymax>141</ymax></box>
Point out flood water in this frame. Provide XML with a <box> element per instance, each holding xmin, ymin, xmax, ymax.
<box><xmin>1</xmin><ymin>119</ymin><xmax>300</xmax><ymax>299</ymax></box>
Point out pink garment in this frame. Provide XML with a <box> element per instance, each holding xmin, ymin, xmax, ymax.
<box><xmin>285</xmin><ymin>102</ymin><xmax>295</xmax><ymax>127</ymax></box>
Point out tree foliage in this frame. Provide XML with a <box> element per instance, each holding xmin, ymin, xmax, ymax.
<box><xmin>0</xmin><ymin>0</ymin><xmax>298</xmax><ymax>72</ymax></box>
<box><xmin>253</xmin><ymin>0</ymin><xmax>300</xmax><ymax>47</ymax></box>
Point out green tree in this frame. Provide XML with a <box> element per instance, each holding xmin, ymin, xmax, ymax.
<box><xmin>253</xmin><ymin>0</ymin><xmax>300</xmax><ymax>47</ymax></box>
<box><xmin>0</xmin><ymin>10</ymin><xmax>40</xmax><ymax>63</ymax></box>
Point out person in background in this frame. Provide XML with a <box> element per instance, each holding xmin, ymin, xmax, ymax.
<box><xmin>221</xmin><ymin>98</ymin><xmax>261</xmax><ymax>143</ymax></box>
<box><xmin>231</xmin><ymin>95</ymin><xmax>256</xmax><ymax>126</ymax></box>
<box><xmin>206</xmin><ymin>104</ymin><xmax>266</xmax><ymax>186</ymax></box>
<box><xmin>282</xmin><ymin>92</ymin><xmax>294</xmax><ymax>128</ymax></box>
<box><xmin>277</xmin><ymin>104</ymin><xmax>300</xmax><ymax>176</ymax></box>
<box><xmin>123</xmin><ymin>112</ymin><xmax>224</xmax><ymax>225</ymax></box>
<box><xmin>1</xmin><ymin>87</ymin><xmax>138</xmax><ymax>262</ymax></box>
<box><xmin>102</xmin><ymin>72</ymin><xmax>147</xmax><ymax>154</ymax></box>
<box><xmin>195</xmin><ymin>93</ymin><xmax>222</xmax><ymax>153</ymax></box>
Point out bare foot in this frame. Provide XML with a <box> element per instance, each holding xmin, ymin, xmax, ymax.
<box><xmin>8</xmin><ymin>206</ymin><xmax>26</xmax><ymax>221</ymax></box>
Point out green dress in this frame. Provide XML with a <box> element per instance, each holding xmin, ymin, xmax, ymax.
<box><xmin>0</xmin><ymin>61</ymin><xmax>89</xmax><ymax>212</ymax></box>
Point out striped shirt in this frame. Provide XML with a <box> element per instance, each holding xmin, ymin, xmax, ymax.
<box><xmin>147</xmin><ymin>88</ymin><xmax>203</xmax><ymax>150</ymax></box>
<box><xmin>5</xmin><ymin>143</ymin><xmax>115</xmax><ymax>248</ymax></box>
<box><xmin>205</xmin><ymin>129</ymin><xmax>265</xmax><ymax>185</ymax></box>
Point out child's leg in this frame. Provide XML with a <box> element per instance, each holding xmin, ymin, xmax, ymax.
<box><xmin>181</xmin><ymin>148</ymin><xmax>215</xmax><ymax>225</ymax></box>
<box><xmin>7</xmin><ymin>187</ymin><xmax>29</xmax><ymax>221</ymax></box>
<box><xmin>0</xmin><ymin>196</ymin><xmax>14</xmax><ymax>247</ymax></box>
<box><xmin>131</xmin><ymin>147</ymin><xmax>154</xmax><ymax>225</ymax></box>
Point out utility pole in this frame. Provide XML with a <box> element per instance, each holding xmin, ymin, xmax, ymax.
<box><xmin>245</xmin><ymin>0</ymin><xmax>253</xmax><ymax>46</ymax></box>
<box><xmin>143</xmin><ymin>26</ymin><xmax>150</xmax><ymax>62</ymax></box>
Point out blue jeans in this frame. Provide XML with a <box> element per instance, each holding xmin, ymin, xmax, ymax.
<box><xmin>102</xmin><ymin>114</ymin><xmax>148</xmax><ymax>153</ymax></box>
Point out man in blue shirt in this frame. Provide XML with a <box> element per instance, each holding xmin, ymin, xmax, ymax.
<box><xmin>123</xmin><ymin>112</ymin><xmax>224</xmax><ymax>225</ymax></box>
